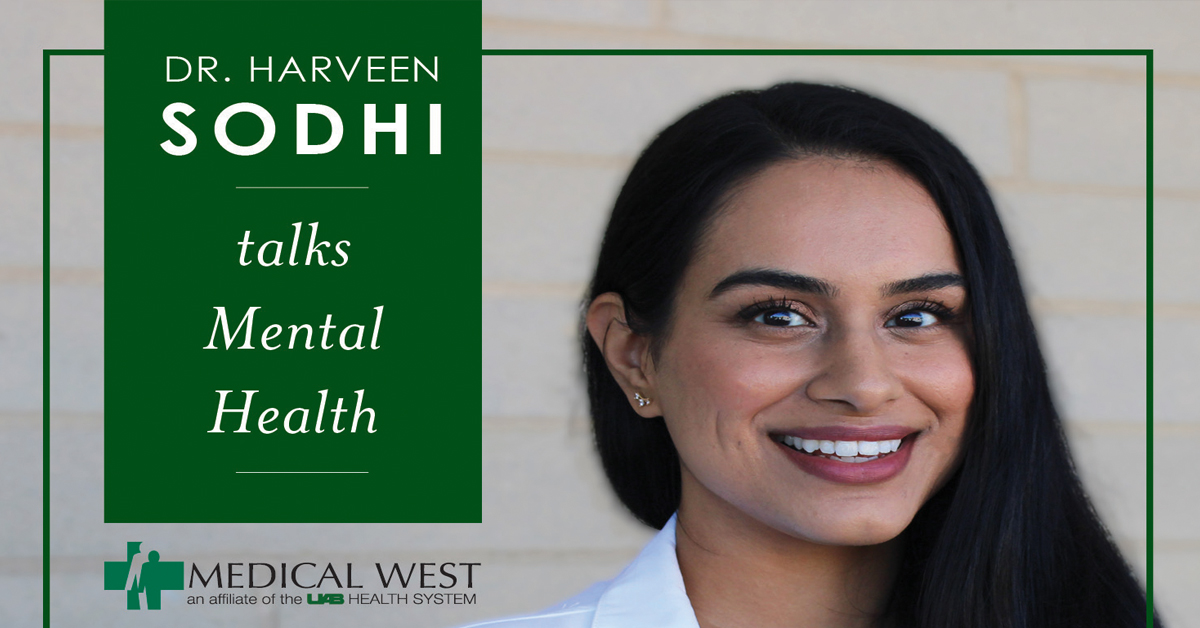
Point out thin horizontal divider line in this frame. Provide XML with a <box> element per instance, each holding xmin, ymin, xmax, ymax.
<box><xmin>482</xmin><ymin>49</ymin><xmax>1152</xmax><ymax>57</ymax></box>
<box><xmin>236</xmin><ymin>471</ymin><xmax>369</xmax><ymax>474</ymax></box>
<box><xmin>236</xmin><ymin>186</ymin><xmax>369</xmax><ymax>189</ymax></box>
<box><xmin>45</xmin><ymin>49</ymin><xmax>104</xmax><ymax>56</ymax></box>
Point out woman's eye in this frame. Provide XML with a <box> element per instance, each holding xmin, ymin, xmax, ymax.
<box><xmin>754</xmin><ymin>309</ymin><xmax>809</xmax><ymax>327</ymax></box>
<box><xmin>887</xmin><ymin>311</ymin><xmax>939</xmax><ymax>328</ymax></box>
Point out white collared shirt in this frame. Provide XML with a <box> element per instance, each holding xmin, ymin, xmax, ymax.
<box><xmin>459</xmin><ymin>514</ymin><xmax>700</xmax><ymax>628</ymax></box>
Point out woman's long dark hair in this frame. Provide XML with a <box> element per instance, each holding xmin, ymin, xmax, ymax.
<box><xmin>583</xmin><ymin>83</ymin><xmax>1154</xmax><ymax>628</ymax></box>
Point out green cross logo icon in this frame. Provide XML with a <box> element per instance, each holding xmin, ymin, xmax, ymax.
<box><xmin>103</xmin><ymin>542</ymin><xmax>185</xmax><ymax>610</ymax></box>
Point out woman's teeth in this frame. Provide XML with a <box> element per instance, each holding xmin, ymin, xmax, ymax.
<box><xmin>779</xmin><ymin>435</ymin><xmax>903</xmax><ymax>462</ymax></box>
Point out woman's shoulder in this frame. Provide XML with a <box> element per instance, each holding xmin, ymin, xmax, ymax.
<box><xmin>454</xmin><ymin>515</ymin><xmax>698</xmax><ymax>628</ymax></box>
<box><xmin>454</xmin><ymin>581</ymin><xmax>608</xmax><ymax>628</ymax></box>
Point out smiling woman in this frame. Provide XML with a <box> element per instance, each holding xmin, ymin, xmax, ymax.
<box><xmin>469</xmin><ymin>83</ymin><xmax>1155</xmax><ymax>628</ymax></box>
<box><xmin>625</xmin><ymin>158</ymin><xmax>975</xmax><ymax>552</ymax></box>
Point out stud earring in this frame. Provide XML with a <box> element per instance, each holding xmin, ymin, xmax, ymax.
<box><xmin>634</xmin><ymin>393</ymin><xmax>651</xmax><ymax>407</ymax></box>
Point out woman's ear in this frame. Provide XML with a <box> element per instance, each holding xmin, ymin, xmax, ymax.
<box><xmin>585</xmin><ymin>292</ymin><xmax>660</xmax><ymax>417</ymax></box>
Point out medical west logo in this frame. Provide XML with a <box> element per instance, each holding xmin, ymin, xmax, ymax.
<box><xmin>104</xmin><ymin>541</ymin><xmax>186</xmax><ymax>610</ymax></box>
<box><xmin>101</xmin><ymin>540</ymin><xmax>480</xmax><ymax>612</ymax></box>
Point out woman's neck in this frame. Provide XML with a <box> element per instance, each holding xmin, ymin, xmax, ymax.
<box><xmin>675</xmin><ymin>482</ymin><xmax>902</xmax><ymax>628</ymax></box>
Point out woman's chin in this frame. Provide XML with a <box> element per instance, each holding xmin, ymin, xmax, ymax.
<box><xmin>769</xmin><ymin>508</ymin><xmax>913</xmax><ymax>548</ymax></box>
<box><xmin>809</xmin><ymin>524</ymin><xmax>905</xmax><ymax>548</ymax></box>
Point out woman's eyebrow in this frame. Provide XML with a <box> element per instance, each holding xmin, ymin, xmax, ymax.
<box><xmin>709</xmin><ymin>269</ymin><xmax>838</xmax><ymax>299</ymax></box>
<box><xmin>881</xmin><ymin>273</ymin><xmax>964</xmax><ymax>297</ymax></box>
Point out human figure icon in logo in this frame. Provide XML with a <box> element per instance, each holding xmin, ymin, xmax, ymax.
<box><xmin>139</xmin><ymin>551</ymin><xmax>167</xmax><ymax>610</ymax></box>
<box><xmin>121</xmin><ymin>542</ymin><xmax>147</xmax><ymax>610</ymax></box>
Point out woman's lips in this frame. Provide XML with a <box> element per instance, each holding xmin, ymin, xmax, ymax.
<box><xmin>771</xmin><ymin>429</ymin><xmax>917</xmax><ymax>484</ymax></box>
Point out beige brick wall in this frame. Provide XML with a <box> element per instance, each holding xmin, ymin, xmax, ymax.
<box><xmin>3</xmin><ymin>1</ymin><xmax>1193</xmax><ymax>626</ymax></box>
<box><xmin>481</xmin><ymin>47</ymin><xmax>1153</xmax><ymax>616</ymax></box>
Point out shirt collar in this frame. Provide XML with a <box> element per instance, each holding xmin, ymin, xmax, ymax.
<box><xmin>591</xmin><ymin>513</ymin><xmax>701</xmax><ymax>628</ymax></box>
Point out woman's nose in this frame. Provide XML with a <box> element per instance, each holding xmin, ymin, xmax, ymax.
<box><xmin>804</xmin><ymin>329</ymin><xmax>903</xmax><ymax>415</ymax></box>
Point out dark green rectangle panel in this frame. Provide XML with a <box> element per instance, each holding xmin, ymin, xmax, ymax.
<box><xmin>104</xmin><ymin>0</ymin><xmax>482</xmax><ymax>522</ymax></box>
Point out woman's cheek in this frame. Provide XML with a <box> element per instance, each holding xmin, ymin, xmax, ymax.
<box><xmin>891</xmin><ymin>338</ymin><xmax>971</xmax><ymax>402</ymax></box>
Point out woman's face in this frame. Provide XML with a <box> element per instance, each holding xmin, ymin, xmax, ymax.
<box><xmin>650</xmin><ymin>157</ymin><xmax>973</xmax><ymax>547</ymax></box>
